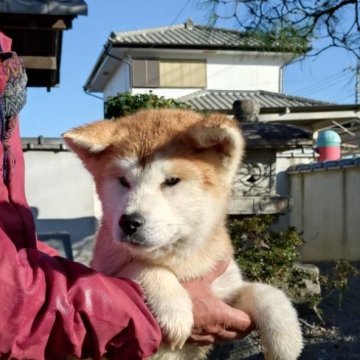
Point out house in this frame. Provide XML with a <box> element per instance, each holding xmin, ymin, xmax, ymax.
<box><xmin>85</xmin><ymin>19</ymin><xmax>299</xmax><ymax>99</ymax></box>
<box><xmin>84</xmin><ymin>19</ymin><xmax>360</xmax><ymax>133</ymax></box>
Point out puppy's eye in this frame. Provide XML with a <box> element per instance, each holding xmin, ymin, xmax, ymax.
<box><xmin>119</xmin><ymin>176</ymin><xmax>130</xmax><ymax>189</ymax></box>
<box><xmin>163</xmin><ymin>177</ymin><xmax>180</xmax><ymax>187</ymax></box>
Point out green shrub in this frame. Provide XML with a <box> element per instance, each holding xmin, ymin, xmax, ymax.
<box><xmin>229</xmin><ymin>215</ymin><xmax>304</xmax><ymax>283</ymax></box>
<box><xmin>104</xmin><ymin>92</ymin><xmax>188</xmax><ymax>119</ymax></box>
<box><xmin>228</xmin><ymin>215</ymin><xmax>308</xmax><ymax>301</ymax></box>
<box><xmin>228</xmin><ymin>215</ymin><xmax>360</xmax><ymax>320</ymax></box>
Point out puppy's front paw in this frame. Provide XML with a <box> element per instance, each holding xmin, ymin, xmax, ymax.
<box><xmin>155</xmin><ymin>295</ymin><xmax>194</xmax><ymax>350</ymax></box>
<box><xmin>260</xmin><ymin>289</ymin><xmax>303</xmax><ymax>360</ymax></box>
<box><xmin>134</xmin><ymin>267</ymin><xmax>194</xmax><ymax>351</ymax></box>
<box><xmin>234</xmin><ymin>283</ymin><xmax>303</xmax><ymax>360</ymax></box>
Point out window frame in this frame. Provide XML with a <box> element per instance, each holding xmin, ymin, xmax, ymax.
<box><xmin>131</xmin><ymin>58</ymin><xmax>207</xmax><ymax>89</ymax></box>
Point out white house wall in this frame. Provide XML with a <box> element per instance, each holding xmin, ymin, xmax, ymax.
<box><xmin>206</xmin><ymin>54</ymin><xmax>281</xmax><ymax>92</ymax></box>
<box><xmin>102</xmin><ymin>51</ymin><xmax>284</xmax><ymax>100</ymax></box>
<box><xmin>103</xmin><ymin>62</ymin><xmax>131</xmax><ymax>99</ymax></box>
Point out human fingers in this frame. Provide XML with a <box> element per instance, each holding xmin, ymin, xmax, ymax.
<box><xmin>187</xmin><ymin>334</ymin><xmax>215</xmax><ymax>346</ymax></box>
<box><xmin>188</xmin><ymin>327</ymin><xmax>250</xmax><ymax>346</ymax></box>
<box><xmin>220</xmin><ymin>303</ymin><xmax>253</xmax><ymax>332</ymax></box>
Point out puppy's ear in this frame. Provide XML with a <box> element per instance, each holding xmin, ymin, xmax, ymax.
<box><xmin>63</xmin><ymin>120</ymin><xmax>122</xmax><ymax>159</ymax></box>
<box><xmin>189</xmin><ymin>113</ymin><xmax>244</xmax><ymax>180</ymax></box>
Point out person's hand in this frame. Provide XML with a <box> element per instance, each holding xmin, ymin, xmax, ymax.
<box><xmin>181</xmin><ymin>260</ymin><xmax>254</xmax><ymax>346</ymax></box>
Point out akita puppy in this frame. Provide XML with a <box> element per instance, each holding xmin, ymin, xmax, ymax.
<box><xmin>64</xmin><ymin>109</ymin><xmax>303</xmax><ymax>360</ymax></box>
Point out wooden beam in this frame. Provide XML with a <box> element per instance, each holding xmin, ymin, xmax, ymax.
<box><xmin>52</xmin><ymin>19</ymin><xmax>67</xmax><ymax>30</ymax></box>
<box><xmin>0</xmin><ymin>15</ymin><xmax>72</xmax><ymax>30</ymax></box>
<box><xmin>21</xmin><ymin>56</ymin><xmax>57</xmax><ymax>70</ymax></box>
<box><xmin>258</xmin><ymin>110</ymin><xmax>360</xmax><ymax>132</ymax></box>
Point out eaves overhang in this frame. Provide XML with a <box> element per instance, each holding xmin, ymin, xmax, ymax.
<box><xmin>84</xmin><ymin>40</ymin><xmax>296</xmax><ymax>93</ymax></box>
<box><xmin>110</xmin><ymin>40</ymin><xmax>297</xmax><ymax>53</ymax></box>
<box><xmin>83</xmin><ymin>41</ymin><xmax>125</xmax><ymax>93</ymax></box>
<box><xmin>258</xmin><ymin>105</ymin><xmax>360</xmax><ymax>130</ymax></box>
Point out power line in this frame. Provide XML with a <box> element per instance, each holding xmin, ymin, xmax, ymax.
<box><xmin>292</xmin><ymin>68</ymin><xmax>352</xmax><ymax>95</ymax></box>
<box><xmin>305</xmin><ymin>72</ymin><xmax>354</xmax><ymax>97</ymax></box>
<box><xmin>334</xmin><ymin>91</ymin><xmax>356</xmax><ymax>103</ymax></box>
<box><xmin>170</xmin><ymin>0</ymin><xmax>192</xmax><ymax>26</ymax></box>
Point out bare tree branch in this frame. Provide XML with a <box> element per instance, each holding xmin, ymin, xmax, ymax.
<box><xmin>198</xmin><ymin>0</ymin><xmax>360</xmax><ymax>58</ymax></box>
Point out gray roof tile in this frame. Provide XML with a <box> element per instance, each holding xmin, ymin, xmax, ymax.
<box><xmin>110</xmin><ymin>20</ymin><xmax>304</xmax><ymax>52</ymax></box>
<box><xmin>177</xmin><ymin>90</ymin><xmax>331</xmax><ymax>111</ymax></box>
<box><xmin>288</xmin><ymin>157</ymin><xmax>360</xmax><ymax>173</ymax></box>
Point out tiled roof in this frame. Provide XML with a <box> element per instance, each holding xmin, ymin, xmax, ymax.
<box><xmin>288</xmin><ymin>157</ymin><xmax>360</xmax><ymax>173</ymax></box>
<box><xmin>0</xmin><ymin>0</ymin><xmax>87</xmax><ymax>15</ymax></box>
<box><xmin>110</xmin><ymin>19</ymin><xmax>305</xmax><ymax>52</ymax></box>
<box><xmin>22</xmin><ymin>137</ymin><xmax>67</xmax><ymax>151</ymax></box>
<box><xmin>177</xmin><ymin>90</ymin><xmax>331</xmax><ymax>112</ymax></box>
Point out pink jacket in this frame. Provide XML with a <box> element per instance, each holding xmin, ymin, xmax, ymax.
<box><xmin>0</xmin><ymin>32</ymin><xmax>161</xmax><ymax>360</ymax></box>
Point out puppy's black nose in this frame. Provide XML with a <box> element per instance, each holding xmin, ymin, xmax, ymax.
<box><xmin>119</xmin><ymin>213</ymin><xmax>145</xmax><ymax>235</ymax></box>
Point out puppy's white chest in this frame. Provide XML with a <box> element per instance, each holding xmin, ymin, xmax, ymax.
<box><xmin>211</xmin><ymin>260</ymin><xmax>243</xmax><ymax>301</ymax></box>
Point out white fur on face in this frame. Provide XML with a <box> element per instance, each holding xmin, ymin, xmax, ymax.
<box><xmin>97</xmin><ymin>156</ymin><xmax>225</xmax><ymax>259</ymax></box>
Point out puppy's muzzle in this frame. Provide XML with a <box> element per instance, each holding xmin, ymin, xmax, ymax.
<box><xmin>119</xmin><ymin>213</ymin><xmax>145</xmax><ymax>236</ymax></box>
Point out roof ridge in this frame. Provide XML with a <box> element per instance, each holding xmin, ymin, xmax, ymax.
<box><xmin>111</xmin><ymin>20</ymin><xmax>254</xmax><ymax>41</ymax></box>
<box><xmin>106</xmin><ymin>19</ymin><xmax>306</xmax><ymax>53</ymax></box>
<box><xmin>110</xmin><ymin>23</ymin><xmax>185</xmax><ymax>40</ymax></box>
<box><xmin>193</xmin><ymin>24</ymin><xmax>248</xmax><ymax>36</ymax></box>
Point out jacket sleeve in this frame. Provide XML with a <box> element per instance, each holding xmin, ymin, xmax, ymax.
<box><xmin>0</xmin><ymin>227</ymin><xmax>162</xmax><ymax>360</ymax></box>
<box><xmin>36</xmin><ymin>239</ymin><xmax>61</xmax><ymax>257</ymax></box>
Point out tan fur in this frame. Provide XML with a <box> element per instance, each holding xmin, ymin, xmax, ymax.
<box><xmin>64</xmin><ymin>109</ymin><xmax>303</xmax><ymax>360</ymax></box>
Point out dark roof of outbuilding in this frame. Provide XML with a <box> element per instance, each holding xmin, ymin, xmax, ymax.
<box><xmin>177</xmin><ymin>89</ymin><xmax>331</xmax><ymax>112</ymax></box>
<box><xmin>22</xmin><ymin>122</ymin><xmax>312</xmax><ymax>152</ymax></box>
<box><xmin>109</xmin><ymin>19</ymin><xmax>306</xmax><ymax>53</ymax></box>
<box><xmin>242</xmin><ymin>122</ymin><xmax>312</xmax><ymax>149</ymax></box>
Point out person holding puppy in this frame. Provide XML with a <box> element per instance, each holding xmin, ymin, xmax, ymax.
<box><xmin>0</xmin><ymin>31</ymin><xmax>252</xmax><ymax>360</ymax></box>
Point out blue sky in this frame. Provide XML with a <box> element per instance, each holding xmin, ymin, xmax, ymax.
<box><xmin>19</xmin><ymin>0</ymin><xmax>358</xmax><ymax>137</ymax></box>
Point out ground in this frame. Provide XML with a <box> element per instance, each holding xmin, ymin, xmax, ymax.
<box><xmin>72</xmin><ymin>241</ymin><xmax>360</xmax><ymax>359</ymax></box>
<box><xmin>209</xmin><ymin>262</ymin><xmax>360</xmax><ymax>359</ymax></box>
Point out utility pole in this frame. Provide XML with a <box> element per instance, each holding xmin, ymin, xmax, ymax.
<box><xmin>356</xmin><ymin>60</ymin><xmax>360</xmax><ymax>104</ymax></box>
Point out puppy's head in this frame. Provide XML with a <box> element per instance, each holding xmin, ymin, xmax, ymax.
<box><xmin>64</xmin><ymin>109</ymin><xmax>244</xmax><ymax>259</ymax></box>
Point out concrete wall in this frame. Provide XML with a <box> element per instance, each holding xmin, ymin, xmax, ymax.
<box><xmin>23</xmin><ymin>150</ymin><xmax>101</xmax><ymax>244</ymax></box>
<box><xmin>29</xmin><ymin>141</ymin><xmax>352</xmax><ymax>263</ymax></box>
<box><xmin>288</xmin><ymin>163</ymin><xmax>360</xmax><ymax>261</ymax></box>
<box><xmin>23</xmin><ymin>144</ymin><xmax>291</xmax><ymax>243</ymax></box>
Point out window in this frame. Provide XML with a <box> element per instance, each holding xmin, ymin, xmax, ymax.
<box><xmin>132</xmin><ymin>59</ymin><xmax>159</xmax><ymax>87</ymax></box>
<box><xmin>132</xmin><ymin>59</ymin><xmax>206</xmax><ymax>88</ymax></box>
